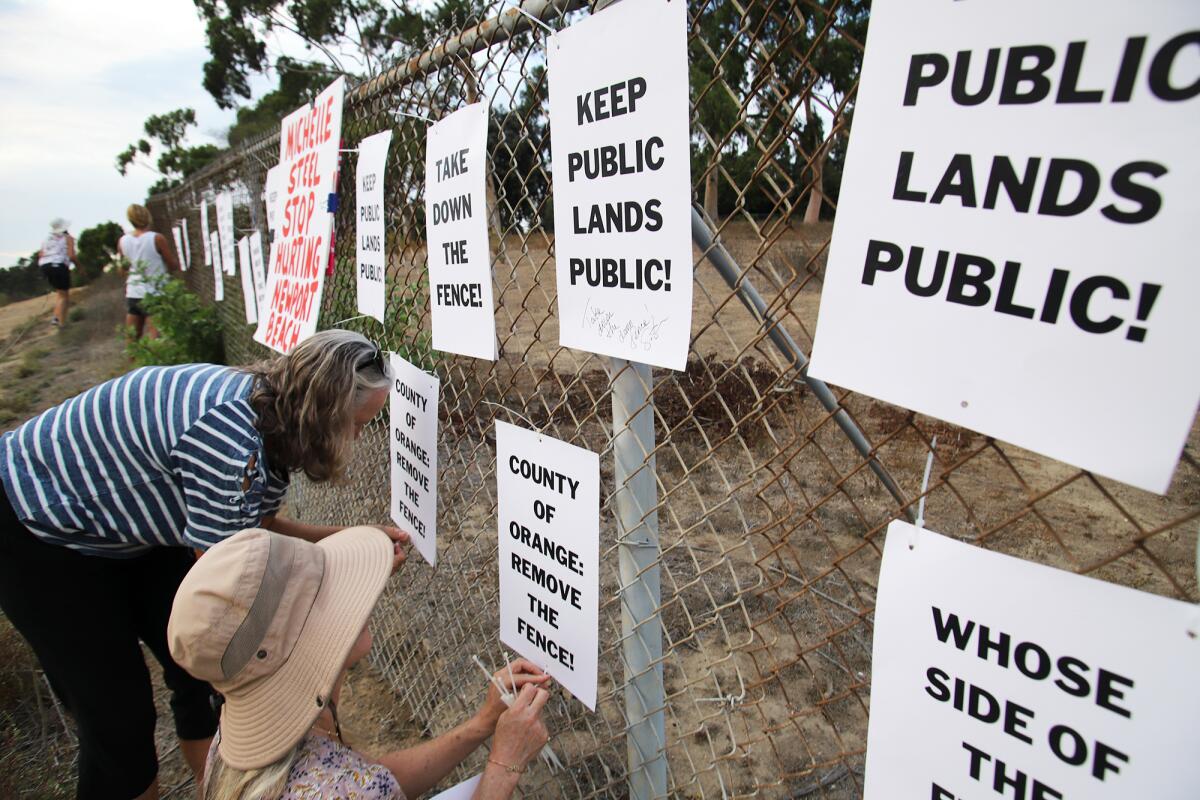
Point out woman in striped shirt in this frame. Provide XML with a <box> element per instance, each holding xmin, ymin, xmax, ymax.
<box><xmin>0</xmin><ymin>330</ymin><xmax>409</xmax><ymax>800</ymax></box>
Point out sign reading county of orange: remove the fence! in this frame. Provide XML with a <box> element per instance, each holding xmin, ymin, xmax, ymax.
<box><xmin>866</xmin><ymin>521</ymin><xmax>1200</xmax><ymax>799</ymax></box>
<box><xmin>254</xmin><ymin>77</ymin><xmax>345</xmax><ymax>354</ymax></box>
<box><xmin>808</xmin><ymin>0</ymin><xmax>1200</xmax><ymax>494</ymax></box>
<box><xmin>496</xmin><ymin>421</ymin><xmax>599</xmax><ymax>710</ymax></box>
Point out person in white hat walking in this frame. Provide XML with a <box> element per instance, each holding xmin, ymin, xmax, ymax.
<box><xmin>38</xmin><ymin>217</ymin><xmax>75</xmax><ymax>326</ymax></box>
<box><xmin>170</xmin><ymin>526</ymin><xmax>553</xmax><ymax>800</ymax></box>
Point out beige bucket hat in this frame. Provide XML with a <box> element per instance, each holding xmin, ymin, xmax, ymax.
<box><xmin>168</xmin><ymin>526</ymin><xmax>393</xmax><ymax>769</ymax></box>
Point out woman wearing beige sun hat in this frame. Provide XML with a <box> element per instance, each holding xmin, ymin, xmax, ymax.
<box><xmin>169</xmin><ymin>526</ymin><xmax>552</xmax><ymax>800</ymax></box>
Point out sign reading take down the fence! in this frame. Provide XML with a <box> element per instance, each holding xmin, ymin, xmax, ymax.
<box><xmin>548</xmin><ymin>0</ymin><xmax>693</xmax><ymax>371</ymax></box>
<box><xmin>389</xmin><ymin>352</ymin><xmax>439</xmax><ymax>567</ymax></box>
<box><xmin>255</xmin><ymin>77</ymin><xmax>345</xmax><ymax>354</ymax></box>
<box><xmin>424</xmin><ymin>102</ymin><xmax>496</xmax><ymax>360</ymax></box>
<box><xmin>496</xmin><ymin>421</ymin><xmax>599</xmax><ymax>710</ymax></box>
<box><xmin>808</xmin><ymin>0</ymin><xmax>1200</xmax><ymax>494</ymax></box>
<box><xmin>866</xmin><ymin>521</ymin><xmax>1200</xmax><ymax>799</ymax></box>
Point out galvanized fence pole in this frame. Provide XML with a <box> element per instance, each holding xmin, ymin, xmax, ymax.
<box><xmin>610</xmin><ymin>357</ymin><xmax>667</xmax><ymax>800</ymax></box>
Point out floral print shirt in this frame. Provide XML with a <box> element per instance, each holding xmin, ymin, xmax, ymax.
<box><xmin>206</xmin><ymin>732</ymin><xmax>405</xmax><ymax>799</ymax></box>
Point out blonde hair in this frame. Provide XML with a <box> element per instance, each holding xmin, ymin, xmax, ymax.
<box><xmin>203</xmin><ymin>744</ymin><xmax>299</xmax><ymax>800</ymax></box>
<box><xmin>245</xmin><ymin>330</ymin><xmax>391</xmax><ymax>482</ymax></box>
<box><xmin>127</xmin><ymin>204</ymin><xmax>152</xmax><ymax>229</ymax></box>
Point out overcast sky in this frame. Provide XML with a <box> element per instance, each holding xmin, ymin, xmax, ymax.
<box><xmin>0</xmin><ymin>0</ymin><xmax>277</xmax><ymax>262</ymax></box>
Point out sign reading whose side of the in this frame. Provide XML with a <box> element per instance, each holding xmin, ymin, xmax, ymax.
<box><xmin>496</xmin><ymin>421</ymin><xmax>599</xmax><ymax>710</ymax></box>
<box><xmin>807</xmin><ymin>0</ymin><xmax>1200</xmax><ymax>494</ymax></box>
<box><xmin>548</xmin><ymin>0</ymin><xmax>693</xmax><ymax>371</ymax></box>
<box><xmin>357</xmin><ymin>130</ymin><xmax>392</xmax><ymax>324</ymax></box>
<box><xmin>866</xmin><ymin>521</ymin><xmax>1200</xmax><ymax>800</ymax></box>
<box><xmin>424</xmin><ymin>102</ymin><xmax>496</xmax><ymax>360</ymax></box>
<box><xmin>389</xmin><ymin>353</ymin><xmax>439</xmax><ymax>567</ymax></box>
<box><xmin>254</xmin><ymin>76</ymin><xmax>345</xmax><ymax>354</ymax></box>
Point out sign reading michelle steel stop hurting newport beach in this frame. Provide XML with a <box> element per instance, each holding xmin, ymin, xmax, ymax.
<box><xmin>254</xmin><ymin>77</ymin><xmax>345</xmax><ymax>354</ymax></box>
<box><xmin>549</xmin><ymin>0</ymin><xmax>693</xmax><ymax>371</ymax></box>
<box><xmin>808</xmin><ymin>0</ymin><xmax>1200</xmax><ymax>494</ymax></box>
<box><xmin>497</xmin><ymin>421</ymin><xmax>599</xmax><ymax>710</ymax></box>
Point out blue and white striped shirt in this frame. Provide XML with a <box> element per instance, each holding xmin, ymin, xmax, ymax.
<box><xmin>1</xmin><ymin>364</ymin><xmax>289</xmax><ymax>557</ymax></box>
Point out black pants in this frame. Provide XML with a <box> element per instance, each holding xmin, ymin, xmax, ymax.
<box><xmin>0</xmin><ymin>492</ymin><xmax>218</xmax><ymax>799</ymax></box>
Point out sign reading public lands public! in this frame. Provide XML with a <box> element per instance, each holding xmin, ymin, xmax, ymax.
<box><xmin>866</xmin><ymin>522</ymin><xmax>1200</xmax><ymax>799</ymax></box>
<box><xmin>424</xmin><ymin>102</ymin><xmax>496</xmax><ymax>360</ymax></box>
<box><xmin>254</xmin><ymin>77</ymin><xmax>345</xmax><ymax>354</ymax></box>
<box><xmin>357</xmin><ymin>130</ymin><xmax>392</xmax><ymax>323</ymax></box>
<box><xmin>496</xmin><ymin>421</ymin><xmax>599</xmax><ymax>710</ymax></box>
<box><xmin>549</xmin><ymin>0</ymin><xmax>693</xmax><ymax>371</ymax></box>
<box><xmin>389</xmin><ymin>353</ymin><xmax>439</xmax><ymax>568</ymax></box>
<box><xmin>808</xmin><ymin>0</ymin><xmax>1200</xmax><ymax>494</ymax></box>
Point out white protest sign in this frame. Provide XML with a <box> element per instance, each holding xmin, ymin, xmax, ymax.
<box><xmin>209</xmin><ymin>231</ymin><xmax>223</xmax><ymax>301</ymax></box>
<box><xmin>807</xmin><ymin>0</ymin><xmax>1200</xmax><ymax>494</ymax></box>
<box><xmin>548</xmin><ymin>0</ymin><xmax>693</xmax><ymax>371</ymax></box>
<box><xmin>389</xmin><ymin>353</ymin><xmax>439</xmax><ymax>567</ymax></box>
<box><xmin>263</xmin><ymin>164</ymin><xmax>284</xmax><ymax>234</ymax></box>
<box><xmin>866</xmin><ymin>521</ymin><xmax>1200</xmax><ymax>800</ymax></box>
<box><xmin>248</xmin><ymin>231</ymin><xmax>267</xmax><ymax>312</ymax></box>
<box><xmin>357</xmin><ymin>130</ymin><xmax>392</xmax><ymax>323</ymax></box>
<box><xmin>429</xmin><ymin>774</ymin><xmax>481</xmax><ymax>800</ymax></box>
<box><xmin>215</xmin><ymin>191</ymin><xmax>236</xmax><ymax>275</ymax></box>
<box><xmin>180</xmin><ymin>217</ymin><xmax>190</xmax><ymax>269</ymax></box>
<box><xmin>171</xmin><ymin>226</ymin><xmax>185</xmax><ymax>271</ymax></box>
<box><xmin>199</xmin><ymin>197</ymin><xmax>212</xmax><ymax>266</ymax></box>
<box><xmin>425</xmin><ymin>102</ymin><xmax>496</xmax><ymax>360</ymax></box>
<box><xmin>254</xmin><ymin>77</ymin><xmax>345</xmax><ymax>354</ymax></box>
<box><xmin>237</xmin><ymin>236</ymin><xmax>256</xmax><ymax>324</ymax></box>
<box><xmin>496</xmin><ymin>421</ymin><xmax>599</xmax><ymax>710</ymax></box>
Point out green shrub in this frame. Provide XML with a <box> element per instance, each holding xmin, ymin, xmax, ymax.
<box><xmin>124</xmin><ymin>275</ymin><xmax>225</xmax><ymax>366</ymax></box>
<box><xmin>67</xmin><ymin>307</ymin><xmax>85</xmax><ymax>322</ymax></box>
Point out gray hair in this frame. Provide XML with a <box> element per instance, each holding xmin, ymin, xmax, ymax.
<box><xmin>245</xmin><ymin>330</ymin><xmax>391</xmax><ymax>482</ymax></box>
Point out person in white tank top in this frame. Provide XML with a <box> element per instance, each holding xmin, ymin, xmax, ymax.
<box><xmin>117</xmin><ymin>203</ymin><xmax>180</xmax><ymax>339</ymax></box>
<box><xmin>37</xmin><ymin>218</ymin><xmax>75</xmax><ymax>327</ymax></box>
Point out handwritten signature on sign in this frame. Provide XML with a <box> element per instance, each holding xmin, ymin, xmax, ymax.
<box><xmin>582</xmin><ymin>297</ymin><xmax>668</xmax><ymax>352</ymax></box>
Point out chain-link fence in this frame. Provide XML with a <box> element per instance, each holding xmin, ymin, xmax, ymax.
<box><xmin>147</xmin><ymin>1</ymin><xmax>1200</xmax><ymax>797</ymax></box>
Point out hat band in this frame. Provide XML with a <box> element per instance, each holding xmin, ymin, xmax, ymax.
<box><xmin>220</xmin><ymin>534</ymin><xmax>308</xmax><ymax>680</ymax></box>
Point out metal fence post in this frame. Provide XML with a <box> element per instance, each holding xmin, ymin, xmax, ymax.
<box><xmin>610</xmin><ymin>357</ymin><xmax>667</xmax><ymax>800</ymax></box>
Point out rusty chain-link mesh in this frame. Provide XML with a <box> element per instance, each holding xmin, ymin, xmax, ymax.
<box><xmin>148</xmin><ymin>1</ymin><xmax>1200</xmax><ymax>797</ymax></box>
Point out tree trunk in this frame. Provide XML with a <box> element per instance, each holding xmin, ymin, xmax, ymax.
<box><xmin>803</xmin><ymin>145</ymin><xmax>825</xmax><ymax>224</ymax></box>
<box><xmin>704</xmin><ymin>161</ymin><xmax>719</xmax><ymax>222</ymax></box>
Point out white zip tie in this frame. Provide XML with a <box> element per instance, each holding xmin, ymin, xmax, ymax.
<box><xmin>471</xmin><ymin>654</ymin><xmax>564</xmax><ymax>772</ymax></box>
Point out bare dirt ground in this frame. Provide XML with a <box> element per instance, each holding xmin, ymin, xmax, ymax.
<box><xmin>0</xmin><ymin>278</ymin><xmax>420</xmax><ymax>798</ymax></box>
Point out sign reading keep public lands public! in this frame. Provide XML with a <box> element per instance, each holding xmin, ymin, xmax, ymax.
<box><xmin>496</xmin><ymin>421</ymin><xmax>599</xmax><ymax>710</ymax></box>
<box><xmin>357</xmin><ymin>130</ymin><xmax>392</xmax><ymax>323</ymax></box>
<box><xmin>808</xmin><ymin>0</ymin><xmax>1200</xmax><ymax>494</ymax></box>
<box><xmin>389</xmin><ymin>353</ymin><xmax>439</xmax><ymax>568</ymax></box>
<box><xmin>548</xmin><ymin>0</ymin><xmax>693</xmax><ymax>371</ymax></box>
<box><xmin>425</xmin><ymin>102</ymin><xmax>496</xmax><ymax>360</ymax></box>
<box><xmin>255</xmin><ymin>77</ymin><xmax>345</xmax><ymax>354</ymax></box>
<box><xmin>866</xmin><ymin>522</ymin><xmax>1200</xmax><ymax>799</ymax></box>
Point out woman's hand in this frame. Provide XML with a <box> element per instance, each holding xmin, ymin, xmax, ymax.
<box><xmin>474</xmin><ymin>659</ymin><xmax>551</xmax><ymax>734</ymax></box>
<box><xmin>490</xmin><ymin>683</ymin><xmax>551</xmax><ymax>774</ymax></box>
<box><xmin>375</xmin><ymin>525</ymin><xmax>411</xmax><ymax>573</ymax></box>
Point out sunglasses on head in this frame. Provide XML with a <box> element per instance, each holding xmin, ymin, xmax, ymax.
<box><xmin>357</xmin><ymin>345</ymin><xmax>385</xmax><ymax>373</ymax></box>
